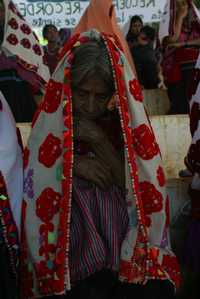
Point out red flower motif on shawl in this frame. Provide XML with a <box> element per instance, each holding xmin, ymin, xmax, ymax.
<box><xmin>7</xmin><ymin>33</ymin><xmax>18</xmax><ymax>46</ymax></box>
<box><xmin>20</xmin><ymin>38</ymin><xmax>31</xmax><ymax>49</ymax></box>
<box><xmin>38</xmin><ymin>133</ymin><xmax>62</xmax><ymax>167</ymax></box>
<box><xmin>132</xmin><ymin>124</ymin><xmax>159</xmax><ymax>160</ymax></box>
<box><xmin>190</xmin><ymin>102</ymin><xmax>200</xmax><ymax>136</ymax></box>
<box><xmin>157</xmin><ymin>166</ymin><xmax>166</xmax><ymax>187</ymax></box>
<box><xmin>8</xmin><ymin>18</ymin><xmax>18</xmax><ymax>30</ymax></box>
<box><xmin>43</xmin><ymin>80</ymin><xmax>62</xmax><ymax>113</ymax></box>
<box><xmin>32</xmin><ymin>44</ymin><xmax>42</xmax><ymax>56</ymax></box>
<box><xmin>129</xmin><ymin>79</ymin><xmax>143</xmax><ymax>102</ymax></box>
<box><xmin>36</xmin><ymin>188</ymin><xmax>61</xmax><ymax>222</ymax></box>
<box><xmin>20</xmin><ymin>24</ymin><xmax>31</xmax><ymax>35</ymax></box>
<box><xmin>23</xmin><ymin>147</ymin><xmax>30</xmax><ymax>169</ymax></box>
<box><xmin>119</xmin><ymin>260</ymin><xmax>135</xmax><ymax>281</ymax></box>
<box><xmin>140</xmin><ymin>181</ymin><xmax>163</xmax><ymax>214</ymax></box>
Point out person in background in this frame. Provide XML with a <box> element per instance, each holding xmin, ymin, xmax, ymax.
<box><xmin>0</xmin><ymin>91</ymin><xmax>23</xmax><ymax>298</ymax></box>
<box><xmin>0</xmin><ymin>0</ymin><xmax>50</xmax><ymax>122</ymax></box>
<box><xmin>131</xmin><ymin>25</ymin><xmax>163</xmax><ymax>90</ymax></box>
<box><xmin>59</xmin><ymin>27</ymin><xmax>71</xmax><ymax>47</ymax></box>
<box><xmin>159</xmin><ymin>0</ymin><xmax>200</xmax><ymax>114</ymax></box>
<box><xmin>126</xmin><ymin>15</ymin><xmax>143</xmax><ymax>49</ymax></box>
<box><xmin>43</xmin><ymin>24</ymin><xmax>60</xmax><ymax>75</ymax></box>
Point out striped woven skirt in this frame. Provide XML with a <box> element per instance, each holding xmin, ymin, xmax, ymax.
<box><xmin>69</xmin><ymin>177</ymin><xmax>129</xmax><ymax>283</ymax></box>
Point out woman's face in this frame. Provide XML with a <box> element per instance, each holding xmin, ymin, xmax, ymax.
<box><xmin>130</xmin><ymin>20</ymin><xmax>143</xmax><ymax>36</ymax></box>
<box><xmin>72</xmin><ymin>75</ymin><xmax>113</xmax><ymax>120</ymax></box>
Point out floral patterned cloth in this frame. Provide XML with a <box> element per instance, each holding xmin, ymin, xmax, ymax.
<box><xmin>20</xmin><ymin>30</ymin><xmax>180</xmax><ymax>299</ymax></box>
<box><xmin>1</xmin><ymin>0</ymin><xmax>50</xmax><ymax>87</ymax></box>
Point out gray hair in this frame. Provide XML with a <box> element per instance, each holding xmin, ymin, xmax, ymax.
<box><xmin>71</xmin><ymin>39</ymin><xmax>115</xmax><ymax>95</ymax></box>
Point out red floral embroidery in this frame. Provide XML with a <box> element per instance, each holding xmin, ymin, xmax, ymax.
<box><xmin>38</xmin><ymin>133</ymin><xmax>62</xmax><ymax>167</ymax></box>
<box><xmin>132</xmin><ymin>124</ymin><xmax>159</xmax><ymax>160</ymax></box>
<box><xmin>32</xmin><ymin>44</ymin><xmax>42</xmax><ymax>56</ymax></box>
<box><xmin>8</xmin><ymin>18</ymin><xmax>18</xmax><ymax>30</ymax></box>
<box><xmin>36</xmin><ymin>188</ymin><xmax>61</xmax><ymax>222</ymax></box>
<box><xmin>129</xmin><ymin>79</ymin><xmax>143</xmax><ymax>102</ymax></box>
<box><xmin>39</xmin><ymin>225</ymin><xmax>56</xmax><ymax>257</ymax></box>
<box><xmin>140</xmin><ymin>181</ymin><xmax>163</xmax><ymax>214</ymax></box>
<box><xmin>20</xmin><ymin>23</ymin><xmax>31</xmax><ymax>35</ymax></box>
<box><xmin>157</xmin><ymin>166</ymin><xmax>166</xmax><ymax>187</ymax></box>
<box><xmin>23</xmin><ymin>147</ymin><xmax>30</xmax><ymax>169</ymax></box>
<box><xmin>42</xmin><ymin>80</ymin><xmax>62</xmax><ymax>113</ymax></box>
<box><xmin>20</xmin><ymin>38</ymin><xmax>31</xmax><ymax>49</ymax></box>
<box><xmin>6</xmin><ymin>33</ymin><xmax>18</xmax><ymax>45</ymax></box>
<box><xmin>119</xmin><ymin>260</ymin><xmax>135</xmax><ymax>281</ymax></box>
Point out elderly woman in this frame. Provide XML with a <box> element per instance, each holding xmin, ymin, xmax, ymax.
<box><xmin>159</xmin><ymin>0</ymin><xmax>200</xmax><ymax>114</ymax></box>
<box><xmin>20</xmin><ymin>29</ymin><xmax>180</xmax><ymax>299</ymax></box>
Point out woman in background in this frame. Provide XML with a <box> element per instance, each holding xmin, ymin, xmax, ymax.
<box><xmin>159</xmin><ymin>0</ymin><xmax>200</xmax><ymax>114</ymax></box>
<box><xmin>126</xmin><ymin>15</ymin><xmax>143</xmax><ymax>49</ymax></box>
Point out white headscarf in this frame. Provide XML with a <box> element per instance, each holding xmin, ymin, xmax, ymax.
<box><xmin>0</xmin><ymin>91</ymin><xmax>23</xmax><ymax>232</ymax></box>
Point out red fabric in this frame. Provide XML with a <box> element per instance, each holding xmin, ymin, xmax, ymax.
<box><xmin>175</xmin><ymin>47</ymin><xmax>199</xmax><ymax>65</ymax></box>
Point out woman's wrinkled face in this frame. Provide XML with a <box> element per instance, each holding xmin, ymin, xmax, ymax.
<box><xmin>72</xmin><ymin>76</ymin><xmax>113</xmax><ymax>120</ymax></box>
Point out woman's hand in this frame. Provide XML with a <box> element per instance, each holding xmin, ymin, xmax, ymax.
<box><xmin>73</xmin><ymin>155</ymin><xmax>113</xmax><ymax>190</ymax></box>
<box><xmin>167</xmin><ymin>41</ymin><xmax>183</xmax><ymax>48</ymax></box>
<box><xmin>73</xmin><ymin>118</ymin><xmax>107</xmax><ymax>145</ymax></box>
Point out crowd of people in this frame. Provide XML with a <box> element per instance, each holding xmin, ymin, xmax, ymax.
<box><xmin>0</xmin><ymin>0</ymin><xmax>200</xmax><ymax>298</ymax></box>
